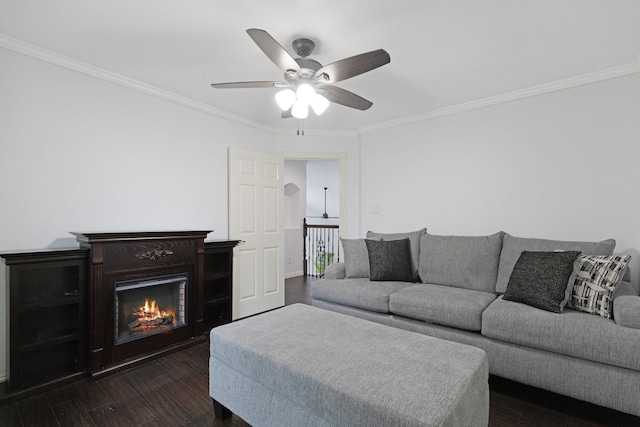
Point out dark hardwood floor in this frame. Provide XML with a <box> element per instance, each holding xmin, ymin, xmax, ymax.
<box><xmin>1</xmin><ymin>275</ymin><xmax>638</xmax><ymax>426</ymax></box>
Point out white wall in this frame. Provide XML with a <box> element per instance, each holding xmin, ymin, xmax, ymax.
<box><xmin>306</xmin><ymin>160</ymin><xmax>340</xmax><ymax>222</ymax></box>
<box><xmin>360</xmin><ymin>73</ymin><xmax>640</xmax><ymax>292</ymax></box>
<box><xmin>0</xmin><ymin>49</ymin><xmax>275</xmax><ymax>380</ymax></box>
<box><xmin>284</xmin><ymin>160</ymin><xmax>306</xmax><ymax>277</ymax></box>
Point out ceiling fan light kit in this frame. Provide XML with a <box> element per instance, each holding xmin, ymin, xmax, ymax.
<box><xmin>211</xmin><ymin>29</ymin><xmax>390</xmax><ymax>122</ymax></box>
<box><xmin>291</xmin><ymin>100</ymin><xmax>309</xmax><ymax>119</ymax></box>
<box><xmin>276</xmin><ymin>84</ymin><xmax>330</xmax><ymax>119</ymax></box>
<box><xmin>311</xmin><ymin>93</ymin><xmax>330</xmax><ymax>115</ymax></box>
<box><xmin>296</xmin><ymin>83</ymin><xmax>315</xmax><ymax>103</ymax></box>
<box><xmin>275</xmin><ymin>88</ymin><xmax>296</xmax><ymax>110</ymax></box>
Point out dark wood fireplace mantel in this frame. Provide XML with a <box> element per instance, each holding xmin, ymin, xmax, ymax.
<box><xmin>71</xmin><ymin>230</ymin><xmax>212</xmax><ymax>376</ymax></box>
<box><xmin>71</xmin><ymin>230</ymin><xmax>212</xmax><ymax>243</ymax></box>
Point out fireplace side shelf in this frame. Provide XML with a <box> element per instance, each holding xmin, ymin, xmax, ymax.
<box><xmin>202</xmin><ymin>240</ymin><xmax>239</xmax><ymax>332</ymax></box>
<box><xmin>1</xmin><ymin>248</ymin><xmax>88</xmax><ymax>397</ymax></box>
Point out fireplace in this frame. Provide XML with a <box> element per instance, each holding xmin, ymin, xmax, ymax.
<box><xmin>72</xmin><ymin>231</ymin><xmax>211</xmax><ymax>376</ymax></box>
<box><xmin>115</xmin><ymin>273</ymin><xmax>187</xmax><ymax>345</ymax></box>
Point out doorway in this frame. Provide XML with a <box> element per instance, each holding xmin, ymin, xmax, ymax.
<box><xmin>282</xmin><ymin>153</ymin><xmax>347</xmax><ymax>279</ymax></box>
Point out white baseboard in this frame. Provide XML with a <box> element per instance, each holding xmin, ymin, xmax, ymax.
<box><xmin>285</xmin><ymin>271</ymin><xmax>304</xmax><ymax>279</ymax></box>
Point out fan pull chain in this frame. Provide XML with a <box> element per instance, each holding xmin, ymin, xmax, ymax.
<box><xmin>297</xmin><ymin>121</ymin><xmax>305</xmax><ymax>136</ymax></box>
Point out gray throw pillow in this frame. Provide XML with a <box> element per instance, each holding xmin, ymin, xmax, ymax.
<box><xmin>365</xmin><ymin>238</ymin><xmax>414</xmax><ymax>282</ymax></box>
<box><xmin>503</xmin><ymin>251</ymin><xmax>581</xmax><ymax>313</ymax></box>
<box><xmin>341</xmin><ymin>238</ymin><xmax>373</xmax><ymax>278</ymax></box>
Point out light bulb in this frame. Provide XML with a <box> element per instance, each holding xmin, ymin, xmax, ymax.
<box><xmin>311</xmin><ymin>94</ymin><xmax>330</xmax><ymax>115</ymax></box>
<box><xmin>291</xmin><ymin>101</ymin><xmax>309</xmax><ymax>119</ymax></box>
<box><xmin>275</xmin><ymin>89</ymin><xmax>295</xmax><ymax>111</ymax></box>
<box><xmin>296</xmin><ymin>84</ymin><xmax>315</xmax><ymax>105</ymax></box>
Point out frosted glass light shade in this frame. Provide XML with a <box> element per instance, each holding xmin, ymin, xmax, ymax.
<box><xmin>291</xmin><ymin>101</ymin><xmax>309</xmax><ymax>119</ymax></box>
<box><xmin>296</xmin><ymin>84</ymin><xmax>316</xmax><ymax>105</ymax></box>
<box><xmin>275</xmin><ymin>89</ymin><xmax>296</xmax><ymax>111</ymax></box>
<box><xmin>311</xmin><ymin>94</ymin><xmax>330</xmax><ymax>115</ymax></box>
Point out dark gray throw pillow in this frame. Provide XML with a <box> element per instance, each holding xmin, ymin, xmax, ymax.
<box><xmin>503</xmin><ymin>251</ymin><xmax>581</xmax><ymax>313</ymax></box>
<box><xmin>365</xmin><ymin>238</ymin><xmax>414</xmax><ymax>282</ymax></box>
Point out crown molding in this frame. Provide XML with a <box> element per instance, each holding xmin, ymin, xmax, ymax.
<box><xmin>358</xmin><ymin>59</ymin><xmax>640</xmax><ymax>134</ymax></box>
<box><xmin>3</xmin><ymin>33</ymin><xmax>639</xmax><ymax>139</ymax></box>
<box><xmin>0</xmin><ymin>33</ymin><xmax>275</xmax><ymax>132</ymax></box>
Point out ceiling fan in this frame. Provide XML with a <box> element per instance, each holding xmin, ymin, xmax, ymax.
<box><xmin>211</xmin><ymin>29</ymin><xmax>390</xmax><ymax>119</ymax></box>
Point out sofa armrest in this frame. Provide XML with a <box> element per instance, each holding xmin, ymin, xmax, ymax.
<box><xmin>324</xmin><ymin>262</ymin><xmax>346</xmax><ymax>280</ymax></box>
<box><xmin>614</xmin><ymin>281</ymin><xmax>637</xmax><ymax>298</ymax></box>
<box><xmin>614</xmin><ymin>296</ymin><xmax>640</xmax><ymax>329</ymax></box>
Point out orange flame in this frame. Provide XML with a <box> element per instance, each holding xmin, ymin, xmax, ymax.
<box><xmin>137</xmin><ymin>299</ymin><xmax>173</xmax><ymax>320</ymax></box>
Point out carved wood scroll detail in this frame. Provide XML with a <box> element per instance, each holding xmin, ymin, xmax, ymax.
<box><xmin>135</xmin><ymin>249</ymin><xmax>174</xmax><ymax>261</ymax></box>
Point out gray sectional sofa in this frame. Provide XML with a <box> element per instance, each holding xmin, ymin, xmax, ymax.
<box><xmin>310</xmin><ymin>229</ymin><xmax>640</xmax><ymax>417</ymax></box>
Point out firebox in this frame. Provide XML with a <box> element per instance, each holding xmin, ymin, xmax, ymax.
<box><xmin>114</xmin><ymin>274</ymin><xmax>188</xmax><ymax>345</ymax></box>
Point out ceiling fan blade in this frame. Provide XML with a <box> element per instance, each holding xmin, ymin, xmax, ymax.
<box><xmin>281</xmin><ymin>108</ymin><xmax>293</xmax><ymax>119</ymax></box>
<box><xmin>316</xmin><ymin>49</ymin><xmax>390</xmax><ymax>83</ymax></box>
<box><xmin>247</xmin><ymin>29</ymin><xmax>301</xmax><ymax>73</ymax></box>
<box><xmin>321</xmin><ymin>85</ymin><xmax>373</xmax><ymax>110</ymax></box>
<box><xmin>211</xmin><ymin>81</ymin><xmax>285</xmax><ymax>89</ymax></box>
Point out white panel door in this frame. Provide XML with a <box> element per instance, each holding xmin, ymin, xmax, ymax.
<box><xmin>228</xmin><ymin>148</ymin><xmax>284</xmax><ymax>320</ymax></box>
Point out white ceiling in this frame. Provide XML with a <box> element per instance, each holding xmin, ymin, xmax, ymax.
<box><xmin>2</xmin><ymin>0</ymin><xmax>640</xmax><ymax>133</ymax></box>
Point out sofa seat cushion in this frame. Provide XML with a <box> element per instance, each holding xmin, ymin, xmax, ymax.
<box><xmin>310</xmin><ymin>278</ymin><xmax>413</xmax><ymax>313</ymax></box>
<box><xmin>482</xmin><ymin>296</ymin><xmax>640</xmax><ymax>371</ymax></box>
<box><xmin>389</xmin><ymin>284</ymin><xmax>497</xmax><ymax>331</ymax></box>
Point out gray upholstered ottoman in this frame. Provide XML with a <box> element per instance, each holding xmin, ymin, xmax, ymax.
<box><xmin>209</xmin><ymin>304</ymin><xmax>489</xmax><ymax>427</ymax></box>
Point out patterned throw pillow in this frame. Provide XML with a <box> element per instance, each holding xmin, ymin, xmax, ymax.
<box><xmin>568</xmin><ymin>254</ymin><xmax>631</xmax><ymax>319</ymax></box>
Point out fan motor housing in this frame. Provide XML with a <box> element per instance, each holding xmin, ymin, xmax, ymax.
<box><xmin>295</xmin><ymin>58</ymin><xmax>322</xmax><ymax>72</ymax></box>
<box><xmin>292</xmin><ymin>38</ymin><xmax>315</xmax><ymax>58</ymax></box>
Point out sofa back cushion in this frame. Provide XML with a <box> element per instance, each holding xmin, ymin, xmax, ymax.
<box><xmin>419</xmin><ymin>232</ymin><xmax>504</xmax><ymax>293</ymax></box>
<box><xmin>341</xmin><ymin>238</ymin><xmax>372</xmax><ymax>278</ymax></box>
<box><xmin>495</xmin><ymin>233</ymin><xmax>616</xmax><ymax>294</ymax></box>
<box><xmin>367</xmin><ymin>228</ymin><xmax>426</xmax><ymax>281</ymax></box>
